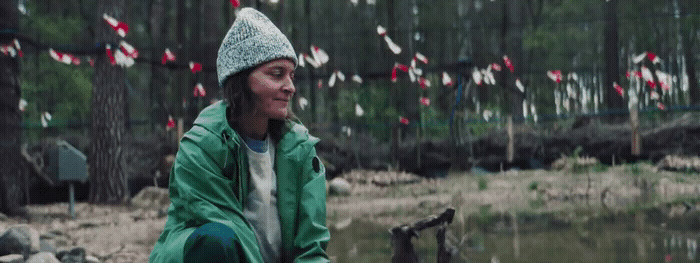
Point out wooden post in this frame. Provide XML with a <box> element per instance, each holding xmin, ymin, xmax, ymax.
<box><xmin>177</xmin><ymin>118</ymin><xmax>185</xmax><ymax>150</ymax></box>
<box><xmin>507</xmin><ymin>115</ymin><xmax>514</xmax><ymax>163</ymax></box>
<box><xmin>630</xmin><ymin>107</ymin><xmax>641</xmax><ymax>156</ymax></box>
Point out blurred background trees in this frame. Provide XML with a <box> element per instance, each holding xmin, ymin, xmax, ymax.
<box><xmin>0</xmin><ymin>0</ymin><xmax>698</xmax><ymax>209</ymax></box>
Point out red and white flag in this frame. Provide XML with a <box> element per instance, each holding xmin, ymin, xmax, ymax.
<box><xmin>166</xmin><ymin>115</ymin><xmax>175</xmax><ymax>130</ymax></box>
<box><xmin>632</xmin><ymin>52</ymin><xmax>647</xmax><ymax>64</ymax></box>
<box><xmin>547</xmin><ymin>70</ymin><xmax>562</xmax><ymax>83</ymax></box>
<box><xmin>193</xmin><ymin>83</ymin><xmax>206</xmax><ymax>97</ymax></box>
<box><xmin>399</xmin><ymin>116</ymin><xmax>409</xmax><ymax>125</ymax></box>
<box><xmin>503</xmin><ymin>55</ymin><xmax>514</xmax><ymax>73</ymax></box>
<box><xmin>119</xmin><ymin>41</ymin><xmax>138</xmax><ymax>58</ymax></box>
<box><xmin>189</xmin><ymin>61</ymin><xmax>202</xmax><ymax>73</ymax></box>
<box><xmin>328</xmin><ymin>72</ymin><xmax>337</xmax><ymax>87</ymax></box>
<box><xmin>310</xmin><ymin>45</ymin><xmax>329</xmax><ymax>65</ymax></box>
<box><xmin>472</xmin><ymin>69</ymin><xmax>483</xmax><ymax>86</ymax></box>
<box><xmin>647</xmin><ymin>52</ymin><xmax>660</xmax><ymax>64</ymax></box>
<box><xmin>377</xmin><ymin>25</ymin><xmax>401</xmax><ymax>54</ymax></box>
<box><xmin>161</xmin><ymin>48</ymin><xmax>176</xmax><ymax>65</ymax></box>
<box><xmin>414</xmin><ymin>52</ymin><xmax>428</xmax><ymax>64</ymax></box>
<box><xmin>657</xmin><ymin>102</ymin><xmax>666</xmax><ymax>110</ymax></box>
<box><xmin>105</xmin><ymin>44</ymin><xmax>116</xmax><ymax>65</ymax></box>
<box><xmin>442</xmin><ymin>72</ymin><xmax>453</xmax><ymax>87</ymax></box>
<box><xmin>49</xmin><ymin>48</ymin><xmax>80</xmax><ymax>65</ymax></box>
<box><xmin>13</xmin><ymin>39</ymin><xmax>23</xmax><ymax>57</ymax></box>
<box><xmin>490</xmin><ymin>63</ymin><xmax>502</xmax><ymax>71</ymax></box>
<box><xmin>298</xmin><ymin>97</ymin><xmax>309</xmax><ymax>110</ymax></box>
<box><xmin>516</xmin><ymin>78</ymin><xmax>525</xmax><ymax>93</ymax></box>
<box><xmin>391</xmin><ymin>63</ymin><xmax>409</xmax><ymax>82</ymax></box>
<box><xmin>352</xmin><ymin>74</ymin><xmax>363</xmax><ymax>84</ymax></box>
<box><xmin>420</xmin><ymin>97</ymin><xmax>430</xmax><ymax>106</ymax></box>
<box><xmin>18</xmin><ymin>98</ymin><xmax>27</xmax><ymax>112</ymax></box>
<box><xmin>41</xmin><ymin>112</ymin><xmax>52</xmax><ymax>128</ymax></box>
<box><xmin>613</xmin><ymin>82</ymin><xmax>624</xmax><ymax>97</ymax></box>
<box><xmin>103</xmin><ymin>13</ymin><xmax>129</xmax><ymax>38</ymax></box>
<box><xmin>0</xmin><ymin>45</ymin><xmax>16</xmax><ymax>57</ymax></box>
<box><xmin>419</xmin><ymin>77</ymin><xmax>430</xmax><ymax>90</ymax></box>
<box><xmin>355</xmin><ymin>103</ymin><xmax>364</xmax><ymax>117</ymax></box>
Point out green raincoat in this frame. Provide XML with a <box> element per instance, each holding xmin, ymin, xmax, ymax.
<box><xmin>150</xmin><ymin>101</ymin><xmax>330</xmax><ymax>263</ymax></box>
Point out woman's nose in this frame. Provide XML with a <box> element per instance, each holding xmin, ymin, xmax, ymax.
<box><xmin>282</xmin><ymin>76</ymin><xmax>295</xmax><ymax>94</ymax></box>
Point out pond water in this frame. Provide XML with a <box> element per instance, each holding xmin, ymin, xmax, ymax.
<box><xmin>327</xmin><ymin>212</ymin><xmax>700</xmax><ymax>262</ymax></box>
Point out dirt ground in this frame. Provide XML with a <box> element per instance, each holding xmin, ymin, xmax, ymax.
<box><xmin>1</xmin><ymin>164</ymin><xmax>699</xmax><ymax>262</ymax></box>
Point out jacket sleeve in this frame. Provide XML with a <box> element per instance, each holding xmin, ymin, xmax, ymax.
<box><xmin>293</xmin><ymin>146</ymin><xmax>331</xmax><ymax>263</ymax></box>
<box><xmin>169</xmin><ymin>129</ymin><xmax>263</xmax><ymax>262</ymax></box>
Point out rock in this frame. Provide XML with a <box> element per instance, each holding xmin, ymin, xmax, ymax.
<box><xmin>0</xmin><ymin>254</ymin><xmax>23</xmax><ymax>263</ymax></box>
<box><xmin>328</xmin><ymin>178</ymin><xmax>352</xmax><ymax>196</ymax></box>
<box><xmin>38</xmin><ymin>239</ymin><xmax>56</xmax><ymax>255</ymax></box>
<box><xmin>84</xmin><ymin>255</ymin><xmax>99</xmax><ymax>263</ymax></box>
<box><xmin>59</xmin><ymin>247</ymin><xmax>85</xmax><ymax>263</ymax></box>
<box><xmin>0</xmin><ymin>224</ymin><xmax>40</xmax><ymax>257</ymax></box>
<box><xmin>130</xmin><ymin>186</ymin><xmax>170</xmax><ymax>208</ymax></box>
<box><xmin>26</xmin><ymin>252</ymin><xmax>59</xmax><ymax>263</ymax></box>
<box><xmin>0</xmin><ymin>213</ymin><xmax>7</xmax><ymax>221</ymax></box>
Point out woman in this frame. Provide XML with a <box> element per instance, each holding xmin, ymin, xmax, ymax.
<box><xmin>150</xmin><ymin>8</ymin><xmax>330</xmax><ymax>263</ymax></box>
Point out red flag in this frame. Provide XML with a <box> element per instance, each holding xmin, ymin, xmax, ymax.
<box><xmin>657</xmin><ymin>102</ymin><xmax>666</xmax><ymax>110</ymax></box>
<box><xmin>161</xmin><ymin>48</ymin><xmax>176</xmax><ymax>65</ymax></box>
<box><xmin>103</xmin><ymin>13</ymin><xmax>129</xmax><ymax>37</ymax></box>
<box><xmin>13</xmin><ymin>39</ymin><xmax>23</xmax><ymax>58</ymax></box>
<box><xmin>193</xmin><ymin>83</ymin><xmax>206</xmax><ymax>97</ymax></box>
<box><xmin>647</xmin><ymin>52</ymin><xmax>660</xmax><ymax>64</ymax></box>
<box><xmin>419</xmin><ymin>77</ymin><xmax>430</xmax><ymax>90</ymax></box>
<box><xmin>391</xmin><ymin>67</ymin><xmax>398</xmax><ymax>82</ymax></box>
<box><xmin>613</xmin><ymin>82</ymin><xmax>624</xmax><ymax>97</ymax></box>
<box><xmin>395</xmin><ymin>63</ymin><xmax>409</xmax><ymax>72</ymax></box>
<box><xmin>119</xmin><ymin>41</ymin><xmax>138</xmax><ymax>58</ymax></box>
<box><xmin>230</xmin><ymin>0</ymin><xmax>240</xmax><ymax>8</ymax></box>
<box><xmin>414</xmin><ymin>52</ymin><xmax>428</xmax><ymax>64</ymax></box>
<box><xmin>189</xmin><ymin>62</ymin><xmax>202</xmax><ymax>73</ymax></box>
<box><xmin>547</xmin><ymin>70</ymin><xmax>562</xmax><ymax>83</ymax></box>
<box><xmin>167</xmin><ymin>115</ymin><xmax>175</xmax><ymax>130</ymax></box>
<box><xmin>399</xmin><ymin>116</ymin><xmax>409</xmax><ymax>125</ymax></box>
<box><xmin>490</xmin><ymin>63</ymin><xmax>502</xmax><ymax>71</ymax></box>
<box><xmin>503</xmin><ymin>55</ymin><xmax>514</xmax><ymax>73</ymax></box>
<box><xmin>420</xmin><ymin>97</ymin><xmax>430</xmax><ymax>106</ymax></box>
<box><xmin>442</xmin><ymin>72</ymin><xmax>453</xmax><ymax>87</ymax></box>
<box><xmin>105</xmin><ymin>45</ymin><xmax>116</xmax><ymax>65</ymax></box>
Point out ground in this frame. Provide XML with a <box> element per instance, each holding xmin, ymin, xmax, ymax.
<box><xmin>1</xmin><ymin>163</ymin><xmax>698</xmax><ymax>262</ymax></box>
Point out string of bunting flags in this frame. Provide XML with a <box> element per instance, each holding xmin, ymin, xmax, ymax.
<box><xmin>2</xmin><ymin>1</ymin><xmax>679</xmax><ymax>130</ymax></box>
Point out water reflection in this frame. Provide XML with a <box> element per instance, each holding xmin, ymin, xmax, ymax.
<box><xmin>328</xmin><ymin>214</ymin><xmax>700</xmax><ymax>262</ymax></box>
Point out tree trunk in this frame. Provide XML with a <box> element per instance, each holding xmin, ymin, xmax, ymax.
<box><xmin>89</xmin><ymin>0</ymin><xmax>129</xmax><ymax>203</ymax></box>
<box><xmin>502</xmin><ymin>0</ymin><xmax>524</xmax><ymax>122</ymax></box>
<box><xmin>603</xmin><ymin>0</ymin><xmax>624</xmax><ymax>121</ymax></box>
<box><xmin>679</xmin><ymin>0</ymin><xmax>698</xmax><ymax>105</ymax></box>
<box><xmin>0</xmin><ymin>0</ymin><xmax>26</xmax><ymax>216</ymax></box>
<box><xmin>149</xmin><ymin>0</ymin><xmax>169</xmax><ymax>132</ymax></box>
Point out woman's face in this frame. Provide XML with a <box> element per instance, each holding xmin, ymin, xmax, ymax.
<box><xmin>248</xmin><ymin>59</ymin><xmax>296</xmax><ymax>120</ymax></box>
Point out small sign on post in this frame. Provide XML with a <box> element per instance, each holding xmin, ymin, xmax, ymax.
<box><xmin>47</xmin><ymin>140</ymin><xmax>88</xmax><ymax>218</ymax></box>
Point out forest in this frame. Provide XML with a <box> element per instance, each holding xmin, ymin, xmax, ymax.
<box><xmin>0</xmin><ymin>0</ymin><xmax>699</xmax><ymax>224</ymax></box>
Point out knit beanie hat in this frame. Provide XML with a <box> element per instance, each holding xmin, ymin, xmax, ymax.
<box><xmin>217</xmin><ymin>8</ymin><xmax>298</xmax><ymax>87</ymax></box>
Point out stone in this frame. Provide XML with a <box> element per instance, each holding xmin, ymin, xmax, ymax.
<box><xmin>0</xmin><ymin>254</ymin><xmax>23</xmax><ymax>263</ymax></box>
<box><xmin>26</xmin><ymin>252</ymin><xmax>59</xmax><ymax>263</ymax></box>
<box><xmin>130</xmin><ymin>187</ymin><xmax>170</xmax><ymax>208</ymax></box>
<box><xmin>0</xmin><ymin>213</ymin><xmax>7</xmax><ymax>221</ymax></box>
<box><xmin>0</xmin><ymin>224</ymin><xmax>40</xmax><ymax>257</ymax></box>
<box><xmin>59</xmin><ymin>247</ymin><xmax>85</xmax><ymax>263</ymax></box>
<box><xmin>328</xmin><ymin>177</ymin><xmax>352</xmax><ymax>196</ymax></box>
<box><xmin>38</xmin><ymin>239</ymin><xmax>56</xmax><ymax>255</ymax></box>
<box><xmin>84</xmin><ymin>255</ymin><xmax>99</xmax><ymax>263</ymax></box>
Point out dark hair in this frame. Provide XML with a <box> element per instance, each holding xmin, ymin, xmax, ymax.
<box><xmin>223</xmin><ymin>66</ymin><xmax>295</xmax><ymax>142</ymax></box>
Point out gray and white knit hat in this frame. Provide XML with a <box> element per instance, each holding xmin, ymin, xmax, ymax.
<box><xmin>217</xmin><ymin>8</ymin><xmax>298</xmax><ymax>87</ymax></box>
